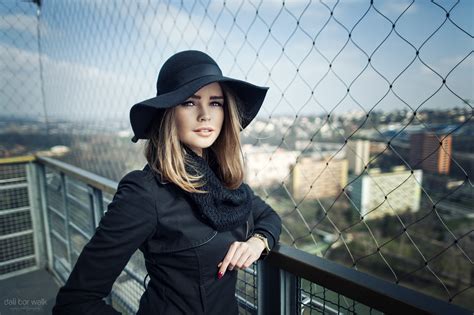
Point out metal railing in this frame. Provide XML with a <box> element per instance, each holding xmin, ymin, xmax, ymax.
<box><xmin>0</xmin><ymin>156</ymin><xmax>40</xmax><ymax>279</ymax></box>
<box><xmin>0</xmin><ymin>156</ymin><xmax>470</xmax><ymax>314</ymax></box>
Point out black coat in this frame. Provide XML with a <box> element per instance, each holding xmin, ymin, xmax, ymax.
<box><xmin>52</xmin><ymin>164</ymin><xmax>282</xmax><ymax>314</ymax></box>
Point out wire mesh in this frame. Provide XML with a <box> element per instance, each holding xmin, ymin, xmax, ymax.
<box><xmin>299</xmin><ymin>278</ymin><xmax>384</xmax><ymax>315</ymax></box>
<box><xmin>1</xmin><ymin>0</ymin><xmax>473</xmax><ymax>312</ymax></box>
<box><xmin>0</xmin><ymin>163</ymin><xmax>36</xmax><ymax>277</ymax></box>
<box><xmin>236</xmin><ymin>263</ymin><xmax>258</xmax><ymax>314</ymax></box>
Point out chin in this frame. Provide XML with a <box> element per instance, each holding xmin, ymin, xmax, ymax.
<box><xmin>185</xmin><ymin>138</ymin><xmax>216</xmax><ymax>150</ymax></box>
<box><xmin>194</xmin><ymin>141</ymin><xmax>215</xmax><ymax>149</ymax></box>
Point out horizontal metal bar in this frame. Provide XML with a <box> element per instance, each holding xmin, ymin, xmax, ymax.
<box><xmin>67</xmin><ymin>180</ymin><xmax>89</xmax><ymax>193</ymax></box>
<box><xmin>66</xmin><ymin>192</ymin><xmax>90</xmax><ymax>210</ymax></box>
<box><xmin>301</xmin><ymin>293</ymin><xmax>339</xmax><ymax>315</ymax></box>
<box><xmin>0</xmin><ymin>254</ymin><xmax>36</xmax><ymax>267</ymax></box>
<box><xmin>0</xmin><ymin>176</ymin><xmax>27</xmax><ymax>184</ymax></box>
<box><xmin>0</xmin><ymin>182</ymin><xmax>28</xmax><ymax>190</ymax></box>
<box><xmin>243</xmin><ymin>266</ymin><xmax>257</xmax><ymax>276</ymax></box>
<box><xmin>236</xmin><ymin>294</ymin><xmax>257</xmax><ymax>313</ymax></box>
<box><xmin>267</xmin><ymin>245</ymin><xmax>471</xmax><ymax>315</ymax></box>
<box><xmin>35</xmin><ymin>156</ymin><xmax>118</xmax><ymax>195</ymax></box>
<box><xmin>50</xmin><ymin>230</ymin><xmax>68</xmax><ymax>245</ymax></box>
<box><xmin>0</xmin><ymin>229</ymin><xmax>33</xmax><ymax>240</ymax></box>
<box><xmin>69</xmin><ymin>221</ymin><xmax>91</xmax><ymax>240</ymax></box>
<box><xmin>123</xmin><ymin>265</ymin><xmax>145</xmax><ymax>284</ymax></box>
<box><xmin>54</xmin><ymin>256</ymin><xmax>71</xmax><ymax>274</ymax></box>
<box><xmin>48</xmin><ymin>205</ymin><xmax>66</xmax><ymax>220</ymax></box>
<box><xmin>0</xmin><ymin>155</ymin><xmax>35</xmax><ymax>165</ymax></box>
<box><xmin>0</xmin><ymin>206</ymin><xmax>30</xmax><ymax>216</ymax></box>
<box><xmin>109</xmin><ymin>290</ymin><xmax>136</xmax><ymax>314</ymax></box>
<box><xmin>0</xmin><ymin>265</ymin><xmax>40</xmax><ymax>281</ymax></box>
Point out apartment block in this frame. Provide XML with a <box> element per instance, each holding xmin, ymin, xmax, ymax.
<box><xmin>409</xmin><ymin>132</ymin><xmax>452</xmax><ymax>175</ymax></box>
<box><xmin>349</xmin><ymin>166</ymin><xmax>423</xmax><ymax>219</ymax></box>
<box><xmin>289</xmin><ymin>156</ymin><xmax>348</xmax><ymax>200</ymax></box>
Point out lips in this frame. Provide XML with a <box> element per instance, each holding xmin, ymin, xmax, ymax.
<box><xmin>193</xmin><ymin>127</ymin><xmax>215</xmax><ymax>132</ymax></box>
<box><xmin>193</xmin><ymin>127</ymin><xmax>214</xmax><ymax>137</ymax></box>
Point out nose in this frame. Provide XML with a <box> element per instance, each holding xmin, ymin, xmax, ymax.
<box><xmin>198</xmin><ymin>104</ymin><xmax>211</xmax><ymax>122</ymax></box>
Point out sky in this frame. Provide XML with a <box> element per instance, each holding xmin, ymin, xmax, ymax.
<box><xmin>0</xmin><ymin>0</ymin><xmax>472</xmax><ymax>124</ymax></box>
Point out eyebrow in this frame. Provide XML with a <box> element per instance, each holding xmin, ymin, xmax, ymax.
<box><xmin>189</xmin><ymin>95</ymin><xmax>224</xmax><ymax>100</ymax></box>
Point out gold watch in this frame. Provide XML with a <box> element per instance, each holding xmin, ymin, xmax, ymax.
<box><xmin>252</xmin><ymin>233</ymin><xmax>270</xmax><ymax>255</ymax></box>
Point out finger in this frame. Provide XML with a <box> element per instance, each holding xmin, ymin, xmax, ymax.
<box><xmin>242</xmin><ymin>254</ymin><xmax>255</xmax><ymax>269</ymax></box>
<box><xmin>228</xmin><ymin>244</ymin><xmax>247</xmax><ymax>271</ymax></box>
<box><xmin>219</xmin><ymin>242</ymin><xmax>239</xmax><ymax>276</ymax></box>
<box><xmin>236</xmin><ymin>252</ymin><xmax>252</xmax><ymax>270</ymax></box>
<box><xmin>218</xmin><ymin>262</ymin><xmax>222</xmax><ymax>268</ymax></box>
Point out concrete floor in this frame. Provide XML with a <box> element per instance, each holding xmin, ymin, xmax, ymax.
<box><xmin>0</xmin><ymin>268</ymin><xmax>60</xmax><ymax>315</ymax></box>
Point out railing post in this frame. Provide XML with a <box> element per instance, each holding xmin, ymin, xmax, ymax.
<box><xmin>88</xmin><ymin>185</ymin><xmax>104</xmax><ymax>230</ymax></box>
<box><xmin>35</xmin><ymin>162</ymin><xmax>53</xmax><ymax>272</ymax></box>
<box><xmin>257</xmin><ymin>258</ymin><xmax>282</xmax><ymax>315</ymax></box>
<box><xmin>26</xmin><ymin>162</ymin><xmax>46</xmax><ymax>269</ymax></box>
<box><xmin>280</xmin><ymin>269</ymin><xmax>298</xmax><ymax>315</ymax></box>
<box><xmin>60</xmin><ymin>172</ymin><xmax>73</xmax><ymax>269</ymax></box>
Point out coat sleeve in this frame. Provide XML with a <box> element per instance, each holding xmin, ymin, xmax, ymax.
<box><xmin>52</xmin><ymin>170</ymin><xmax>158</xmax><ymax>315</ymax></box>
<box><xmin>247</xmin><ymin>185</ymin><xmax>282</xmax><ymax>261</ymax></box>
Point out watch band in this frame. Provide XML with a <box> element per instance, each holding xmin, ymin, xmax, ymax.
<box><xmin>252</xmin><ymin>233</ymin><xmax>270</xmax><ymax>255</ymax></box>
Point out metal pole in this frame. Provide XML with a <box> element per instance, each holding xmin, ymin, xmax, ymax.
<box><xmin>60</xmin><ymin>172</ymin><xmax>73</xmax><ymax>270</ymax></box>
<box><xmin>257</xmin><ymin>258</ymin><xmax>283</xmax><ymax>315</ymax></box>
<box><xmin>280</xmin><ymin>269</ymin><xmax>298</xmax><ymax>315</ymax></box>
<box><xmin>26</xmin><ymin>162</ymin><xmax>46</xmax><ymax>270</ymax></box>
<box><xmin>35</xmin><ymin>162</ymin><xmax>54</xmax><ymax>272</ymax></box>
<box><xmin>88</xmin><ymin>185</ymin><xmax>104</xmax><ymax>231</ymax></box>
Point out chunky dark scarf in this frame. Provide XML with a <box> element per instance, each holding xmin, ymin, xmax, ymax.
<box><xmin>182</xmin><ymin>145</ymin><xmax>252</xmax><ymax>232</ymax></box>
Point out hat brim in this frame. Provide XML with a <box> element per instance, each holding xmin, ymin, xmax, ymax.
<box><xmin>130</xmin><ymin>75</ymin><xmax>269</xmax><ymax>142</ymax></box>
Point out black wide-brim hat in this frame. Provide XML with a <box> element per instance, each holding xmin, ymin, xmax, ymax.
<box><xmin>130</xmin><ymin>50</ymin><xmax>269</xmax><ymax>143</ymax></box>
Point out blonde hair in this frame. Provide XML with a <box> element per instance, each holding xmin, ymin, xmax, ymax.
<box><xmin>144</xmin><ymin>82</ymin><xmax>245</xmax><ymax>193</ymax></box>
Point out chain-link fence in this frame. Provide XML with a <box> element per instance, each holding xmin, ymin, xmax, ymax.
<box><xmin>1</xmin><ymin>0</ymin><xmax>472</xmax><ymax>311</ymax></box>
<box><xmin>0</xmin><ymin>159</ymin><xmax>39</xmax><ymax>278</ymax></box>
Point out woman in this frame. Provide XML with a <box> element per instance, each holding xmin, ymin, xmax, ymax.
<box><xmin>52</xmin><ymin>50</ymin><xmax>282</xmax><ymax>314</ymax></box>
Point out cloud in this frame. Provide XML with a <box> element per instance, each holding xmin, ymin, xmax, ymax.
<box><xmin>0</xmin><ymin>42</ymin><xmax>143</xmax><ymax>122</ymax></box>
<box><xmin>0</xmin><ymin>12</ymin><xmax>53</xmax><ymax>37</ymax></box>
<box><xmin>381</xmin><ymin>1</ymin><xmax>418</xmax><ymax>16</ymax></box>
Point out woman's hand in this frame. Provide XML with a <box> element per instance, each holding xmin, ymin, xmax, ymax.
<box><xmin>216</xmin><ymin>237</ymin><xmax>266</xmax><ymax>279</ymax></box>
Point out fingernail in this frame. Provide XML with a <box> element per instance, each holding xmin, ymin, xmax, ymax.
<box><xmin>218</xmin><ymin>272</ymin><xmax>223</xmax><ymax>280</ymax></box>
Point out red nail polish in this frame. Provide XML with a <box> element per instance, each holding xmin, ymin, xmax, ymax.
<box><xmin>218</xmin><ymin>272</ymin><xmax>223</xmax><ymax>279</ymax></box>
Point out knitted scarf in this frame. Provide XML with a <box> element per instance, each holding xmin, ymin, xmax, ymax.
<box><xmin>182</xmin><ymin>145</ymin><xmax>252</xmax><ymax>232</ymax></box>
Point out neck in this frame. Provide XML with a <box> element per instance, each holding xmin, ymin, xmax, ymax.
<box><xmin>184</xmin><ymin>145</ymin><xmax>207</xmax><ymax>161</ymax></box>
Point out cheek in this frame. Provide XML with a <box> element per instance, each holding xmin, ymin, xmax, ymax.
<box><xmin>175</xmin><ymin>111</ymin><xmax>191</xmax><ymax>134</ymax></box>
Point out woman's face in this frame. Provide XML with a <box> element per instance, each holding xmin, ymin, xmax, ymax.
<box><xmin>175</xmin><ymin>82</ymin><xmax>225</xmax><ymax>157</ymax></box>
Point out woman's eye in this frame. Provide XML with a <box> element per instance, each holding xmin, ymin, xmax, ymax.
<box><xmin>181</xmin><ymin>101</ymin><xmax>222</xmax><ymax>107</ymax></box>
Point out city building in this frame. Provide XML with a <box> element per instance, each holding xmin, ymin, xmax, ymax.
<box><xmin>346</xmin><ymin>139</ymin><xmax>370</xmax><ymax>175</ymax></box>
<box><xmin>349</xmin><ymin>166</ymin><xmax>423</xmax><ymax>219</ymax></box>
<box><xmin>242</xmin><ymin>144</ymin><xmax>299</xmax><ymax>188</ymax></box>
<box><xmin>409</xmin><ymin>132</ymin><xmax>452</xmax><ymax>175</ymax></box>
<box><xmin>289</xmin><ymin>156</ymin><xmax>348</xmax><ymax>200</ymax></box>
